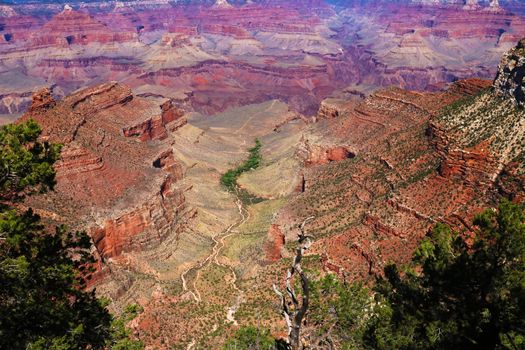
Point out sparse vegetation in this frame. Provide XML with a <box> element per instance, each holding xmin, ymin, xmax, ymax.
<box><xmin>439</xmin><ymin>90</ymin><xmax>525</xmax><ymax>166</ymax></box>
<box><xmin>108</xmin><ymin>304</ymin><xmax>144</xmax><ymax>350</ymax></box>
<box><xmin>222</xmin><ymin>326</ymin><xmax>286</xmax><ymax>350</ymax></box>
<box><xmin>439</xmin><ymin>88</ymin><xmax>490</xmax><ymax>117</ymax></box>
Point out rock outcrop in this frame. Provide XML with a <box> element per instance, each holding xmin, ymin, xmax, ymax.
<box><xmin>21</xmin><ymin>82</ymin><xmax>191</xmax><ymax>261</ymax></box>
<box><xmin>316</xmin><ymin>98</ymin><xmax>354</xmax><ymax>120</ymax></box>
<box><xmin>430</xmin><ymin>126</ymin><xmax>499</xmax><ymax>186</ymax></box>
<box><xmin>91</xmin><ymin>176</ymin><xmax>185</xmax><ymax>258</ymax></box>
<box><xmin>122</xmin><ymin>101</ymin><xmax>186</xmax><ymax>142</ymax></box>
<box><xmin>494</xmin><ymin>37</ymin><xmax>525</xmax><ymax>107</ymax></box>
<box><xmin>279</xmin><ymin>78</ymin><xmax>500</xmax><ymax>281</ymax></box>
<box><xmin>435</xmin><ymin>39</ymin><xmax>525</xmax><ymax>186</ymax></box>
<box><xmin>298</xmin><ymin>139</ymin><xmax>355</xmax><ymax>166</ymax></box>
<box><xmin>28</xmin><ymin>88</ymin><xmax>56</xmax><ymax>112</ymax></box>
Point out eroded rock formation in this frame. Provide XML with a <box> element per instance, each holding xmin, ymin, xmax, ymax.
<box><xmin>28</xmin><ymin>87</ymin><xmax>56</xmax><ymax>112</ymax></box>
<box><xmin>30</xmin><ymin>7</ymin><xmax>137</xmax><ymax>48</ymax></box>
<box><xmin>21</xmin><ymin>82</ymin><xmax>191</xmax><ymax>261</ymax></box>
<box><xmin>277</xmin><ymin>77</ymin><xmax>509</xmax><ymax>282</ymax></box>
<box><xmin>494</xmin><ymin>37</ymin><xmax>525</xmax><ymax>106</ymax></box>
<box><xmin>298</xmin><ymin>139</ymin><xmax>355</xmax><ymax>166</ymax></box>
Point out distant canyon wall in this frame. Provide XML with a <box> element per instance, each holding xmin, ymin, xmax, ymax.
<box><xmin>0</xmin><ymin>0</ymin><xmax>523</xmax><ymax>115</ymax></box>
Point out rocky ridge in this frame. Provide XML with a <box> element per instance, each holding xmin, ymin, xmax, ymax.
<box><xmin>437</xmin><ymin>38</ymin><xmax>525</xmax><ymax>173</ymax></box>
<box><xmin>270</xmin><ymin>42</ymin><xmax>525</xmax><ymax>286</ymax></box>
<box><xmin>494</xmin><ymin>37</ymin><xmax>525</xmax><ymax>106</ymax></box>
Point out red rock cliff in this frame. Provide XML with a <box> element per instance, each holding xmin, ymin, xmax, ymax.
<box><xmin>21</xmin><ymin>82</ymin><xmax>191</xmax><ymax>261</ymax></box>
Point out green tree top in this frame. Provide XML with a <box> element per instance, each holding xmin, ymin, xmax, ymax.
<box><xmin>367</xmin><ymin>200</ymin><xmax>525</xmax><ymax>350</ymax></box>
<box><xmin>0</xmin><ymin>119</ymin><xmax>61</xmax><ymax>201</ymax></box>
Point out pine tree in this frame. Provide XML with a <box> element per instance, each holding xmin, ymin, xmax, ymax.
<box><xmin>366</xmin><ymin>201</ymin><xmax>525</xmax><ymax>350</ymax></box>
<box><xmin>0</xmin><ymin>120</ymin><xmax>123</xmax><ymax>349</ymax></box>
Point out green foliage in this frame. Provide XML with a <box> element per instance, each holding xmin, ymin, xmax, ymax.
<box><xmin>0</xmin><ymin>119</ymin><xmax>61</xmax><ymax>201</ymax></box>
<box><xmin>0</xmin><ymin>208</ymin><xmax>112</xmax><ymax>349</ymax></box>
<box><xmin>222</xmin><ymin>325</ymin><xmax>285</xmax><ymax>350</ymax></box>
<box><xmin>310</xmin><ymin>274</ymin><xmax>375</xmax><ymax>349</ymax></box>
<box><xmin>107</xmin><ymin>304</ymin><xmax>144</xmax><ymax>350</ymax></box>
<box><xmin>221</xmin><ymin>139</ymin><xmax>262</xmax><ymax>190</ymax></box>
<box><xmin>290</xmin><ymin>202</ymin><xmax>525</xmax><ymax>349</ymax></box>
<box><xmin>0</xmin><ymin>120</ymin><xmax>136</xmax><ymax>349</ymax></box>
<box><xmin>366</xmin><ymin>201</ymin><xmax>525</xmax><ymax>350</ymax></box>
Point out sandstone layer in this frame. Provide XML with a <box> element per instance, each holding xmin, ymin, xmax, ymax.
<box><xmin>21</xmin><ymin>82</ymin><xmax>192</xmax><ymax>264</ymax></box>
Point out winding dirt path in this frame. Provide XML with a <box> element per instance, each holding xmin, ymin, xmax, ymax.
<box><xmin>180</xmin><ymin>266</ymin><xmax>199</xmax><ymax>302</ymax></box>
<box><xmin>179</xmin><ymin>194</ymin><xmax>251</xmax><ymax>329</ymax></box>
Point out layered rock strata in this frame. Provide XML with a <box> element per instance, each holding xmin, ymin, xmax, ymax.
<box><xmin>0</xmin><ymin>1</ymin><xmax>523</xmax><ymax>116</ymax></box>
<box><xmin>21</xmin><ymin>82</ymin><xmax>190</xmax><ymax>261</ymax></box>
<box><xmin>275</xmin><ymin>77</ymin><xmax>507</xmax><ymax>281</ymax></box>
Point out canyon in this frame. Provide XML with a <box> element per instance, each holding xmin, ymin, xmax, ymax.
<box><xmin>2</xmin><ymin>0</ymin><xmax>525</xmax><ymax>348</ymax></box>
<box><xmin>1</xmin><ymin>0</ymin><xmax>525</xmax><ymax>117</ymax></box>
<box><xmin>18</xmin><ymin>60</ymin><xmax>525</xmax><ymax>349</ymax></box>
